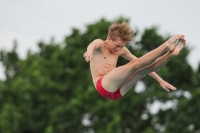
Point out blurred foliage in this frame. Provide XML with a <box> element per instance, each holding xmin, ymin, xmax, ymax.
<box><xmin>0</xmin><ymin>17</ymin><xmax>199</xmax><ymax>133</ymax></box>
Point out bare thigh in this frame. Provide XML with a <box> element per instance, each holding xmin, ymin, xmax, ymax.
<box><xmin>119</xmin><ymin>68</ymin><xmax>148</xmax><ymax>95</ymax></box>
<box><xmin>120</xmin><ymin>51</ymin><xmax>173</xmax><ymax>95</ymax></box>
<box><xmin>101</xmin><ymin>61</ymin><xmax>139</xmax><ymax>92</ymax></box>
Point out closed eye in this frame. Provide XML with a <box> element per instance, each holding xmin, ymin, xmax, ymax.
<box><xmin>116</xmin><ymin>44</ymin><xmax>123</xmax><ymax>48</ymax></box>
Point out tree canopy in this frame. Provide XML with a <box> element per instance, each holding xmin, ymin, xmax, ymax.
<box><xmin>0</xmin><ymin>18</ymin><xmax>199</xmax><ymax>133</ymax></box>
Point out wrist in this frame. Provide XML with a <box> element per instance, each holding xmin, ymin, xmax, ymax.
<box><xmin>157</xmin><ymin>77</ymin><xmax>164</xmax><ymax>83</ymax></box>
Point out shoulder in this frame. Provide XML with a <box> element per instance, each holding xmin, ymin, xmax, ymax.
<box><xmin>119</xmin><ymin>46</ymin><xmax>131</xmax><ymax>55</ymax></box>
<box><xmin>120</xmin><ymin>46</ymin><xmax>138</xmax><ymax>61</ymax></box>
<box><xmin>93</xmin><ymin>39</ymin><xmax>104</xmax><ymax>45</ymax></box>
<box><xmin>92</xmin><ymin>39</ymin><xmax>104</xmax><ymax>49</ymax></box>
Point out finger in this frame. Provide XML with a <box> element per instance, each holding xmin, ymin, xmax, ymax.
<box><xmin>86</xmin><ymin>53</ymin><xmax>90</xmax><ymax>60</ymax></box>
<box><xmin>83</xmin><ymin>52</ymin><xmax>87</xmax><ymax>57</ymax></box>
<box><xmin>86</xmin><ymin>57</ymin><xmax>91</xmax><ymax>62</ymax></box>
<box><xmin>163</xmin><ymin>86</ymin><xmax>169</xmax><ymax>92</ymax></box>
<box><xmin>165</xmin><ymin>88</ymin><xmax>169</xmax><ymax>92</ymax></box>
<box><xmin>84</xmin><ymin>54</ymin><xmax>89</xmax><ymax>61</ymax></box>
<box><xmin>84</xmin><ymin>52</ymin><xmax>88</xmax><ymax>56</ymax></box>
<box><xmin>86</xmin><ymin>57</ymin><xmax>90</xmax><ymax>62</ymax></box>
<box><xmin>169</xmin><ymin>85</ymin><xmax>176</xmax><ymax>90</ymax></box>
<box><xmin>85</xmin><ymin>53</ymin><xmax>91</xmax><ymax>61</ymax></box>
<box><xmin>86</xmin><ymin>54</ymin><xmax>92</xmax><ymax>62</ymax></box>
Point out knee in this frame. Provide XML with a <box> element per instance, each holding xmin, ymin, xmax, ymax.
<box><xmin>127</xmin><ymin>58</ymin><xmax>151</xmax><ymax>73</ymax></box>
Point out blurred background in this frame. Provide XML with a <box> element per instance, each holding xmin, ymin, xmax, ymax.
<box><xmin>0</xmin><ymin>0</ymin><xmax>200</xmax><ymax>133</ymax></box>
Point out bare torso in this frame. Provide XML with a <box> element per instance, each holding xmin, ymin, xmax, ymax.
<box><xmin>90</xmin><ymin>39</ymin><xmax>125</xmax><ymax>86</ymax></box>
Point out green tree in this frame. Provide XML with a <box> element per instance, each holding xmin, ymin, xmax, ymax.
<box><xmin>0</xmin><ymin>18</ymin><xmax>199</xmax><ymax>133</ymax></box>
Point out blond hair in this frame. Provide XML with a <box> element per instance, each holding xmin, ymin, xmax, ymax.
<box><xmin>108</xmin><ymin>21</ymin><xmax>134</xmax><ymax>42</ymax></box>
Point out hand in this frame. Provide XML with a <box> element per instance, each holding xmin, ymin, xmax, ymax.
<box><xmin>83</xmin><ymin>51</ymin><xmax>92</xmax><ymax>62</ymax></box>
<box><xmin>159</xmin><ymin>80</ymin><xmax>176</xmax><ymax>92</ymax></box>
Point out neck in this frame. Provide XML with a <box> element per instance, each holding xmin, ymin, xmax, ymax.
<box><xmin>104</xmin><ymin>41</ymin><xmax>108</xmax><ymax>48</ymax></box>
<box><xmin>104</xmin><ymin>41</ymin><xmax>113</xmax><ymax>53</ymax></box>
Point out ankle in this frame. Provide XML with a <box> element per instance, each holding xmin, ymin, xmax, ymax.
<box><xmin>164</xmin><ymin>41</ymin><xmax>175</xmax><ymax>52</ymax></box>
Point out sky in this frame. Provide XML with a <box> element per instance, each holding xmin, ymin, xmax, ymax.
<box><xmin>0</xmin><ymin>0</ymin><xmax>200</xmax><ymax>80</ymax></box>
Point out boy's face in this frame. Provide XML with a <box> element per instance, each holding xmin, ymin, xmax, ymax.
<box><xmin>107</xmin><ymin>37</ymin><xmax>127</xmax><ymax>53</ymax></box>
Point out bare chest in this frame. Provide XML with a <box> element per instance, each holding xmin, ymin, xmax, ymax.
<box><xmin>90</xmin><ymin>48</ymin><xmax>119</xmax><ymax>77</ymax></box>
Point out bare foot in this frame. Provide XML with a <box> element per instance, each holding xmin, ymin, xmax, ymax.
<box><xmin>173</xmin><ymin>39</ymin><xmax>185</xmax><ymax>55</ymax></box>
<box><xmin>165</xmin><ymin>35</ymin><xmax>184</xmax><ymax>52</ymax></box>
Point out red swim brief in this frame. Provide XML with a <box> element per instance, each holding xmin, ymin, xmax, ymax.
<box><xmin>96</xmin><ymin>77</ymin><xmax>122</xmax><ymax>100</ymax></box>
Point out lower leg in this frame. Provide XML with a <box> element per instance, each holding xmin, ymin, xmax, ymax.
<box><xmin>120</xmin><ymin>51</ymin><xmax>173</xmax><ymax>95</ymax></box>
<box><xmin>127</xmin><ymin>42</ymin><xmax>170</xmax><ymax>72</ymax></box>
<box><xmin>128</xmin><ymin>35</ymin><xmax>185</xmax><ymax>72</ymax></box>
<box><xmin>142</xmin><ymin>51</ymin><xmax>173</xmax><ymax>73</ymax></box>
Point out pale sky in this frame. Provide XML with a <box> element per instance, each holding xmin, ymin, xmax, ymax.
<box><xmin>0</xmin><ymin>0</ymin><xmax>200</xmax><ymax>79</ymax></box>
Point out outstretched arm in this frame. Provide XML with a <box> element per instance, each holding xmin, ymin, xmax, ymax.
<box><xmin>148</xmin><ymin>72</ymin><xmax>176</xmax><ymax>92</ymax></box>
<box><xmin>121</xmin><ymin>47</ymin><xmax>176</xmax><ymax>92</ymax></box>
<box><xmin>83</xmin><ymin>39</ymin><xmax>101</xmax><ymax>62</ymax></box>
